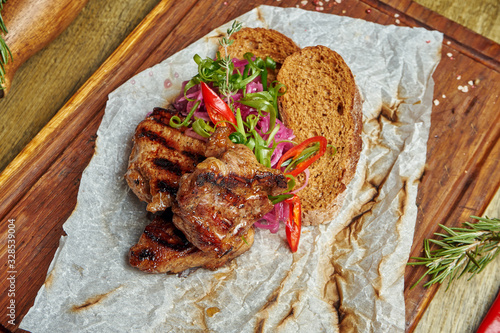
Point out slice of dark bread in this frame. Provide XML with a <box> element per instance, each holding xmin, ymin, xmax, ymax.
<box><xmin>221</xmin><ymin>27</ymin><xmax>300</xmax><ymax>65</ymax></box>
<box><xmin>220</xmin><ymin>27</ymin><xmax>301</xmax><ymax>82</ymax></box>
<box><xmin>277</xmin><ymin>45</ymin><xmax>363</xmax><ymax>226</ymax></box>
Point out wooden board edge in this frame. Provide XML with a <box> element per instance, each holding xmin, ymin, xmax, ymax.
<box><xmin>0</xmin><ymin>0</ymin><xmax>198</xmax><ymax>221</ymax></box>
<box><xmin>369</xmin><ymin>0</ymin><xmax>499</xmax><ymax>71</ymax></box>
<box><xmin>0</xmin><ymin>1</ymin><xmax>497</xmax><ymax>331</ymax></box>
<box><xmin>404</xmin><ymin>126</ymin><xmax>500</xmax><ymax>331</ymax></box>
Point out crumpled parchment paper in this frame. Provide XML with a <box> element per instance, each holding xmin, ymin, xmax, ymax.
<box><xmin>20</xmin><ymin>5</ymin><xmax>442</xmax><ymax>333</ymax></box>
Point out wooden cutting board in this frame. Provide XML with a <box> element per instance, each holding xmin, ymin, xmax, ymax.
<box><xmin>0</xmin><ymin>0</ymin><xmax>499</xmax><ymax>331</ymax></box>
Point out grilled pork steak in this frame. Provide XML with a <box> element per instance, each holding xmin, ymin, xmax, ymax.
<box><xmin>172</xmin><ymin>127</ymin><xmax>288</xmax><ymax>255</ymax></box>
<box><xmin>127</xmin><ymin>114</ymin><xmax>286</xmax><ymax>272</ymax></box>
<box><xmin>125</xmin><ymin>106</ymin><xmax>207</xmax><ymax>213</ymax></box>
<box><xmin>129</xmin><ymin>211</ymin><xmax>254</xmax><ymax>274</ymax></box>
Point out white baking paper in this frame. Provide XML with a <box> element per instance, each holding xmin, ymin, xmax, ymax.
<box><xmin>20</xmin><ymin>5</ymin><xmax>442</xmax><ymax>333</ymax></box>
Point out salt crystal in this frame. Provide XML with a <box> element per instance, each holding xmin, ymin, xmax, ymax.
<box><xmin>301</xmin><ymin>0</ymin><xmax>307</xmax><ymax>5</ymax></box>
<box><xmin>316</xmin><ymin>6</ymin><xmax>324</xmax><ymax>10</ymax></box>
<box><xmin>394</xmin><ymin>13</ymin><xmax>400</xmax><ymax>17</ymax></box>
<box><xmin>447</xmin><ymin>52</ymin><xmax>453</xmax><ymax>58</ymax></box>
<box><xmin>395</xmin><ymin>19</ymin><xmax>400</xmax><ymax>24</ymax></box>
<box><xmin>456</xmin><ymin>75</ymin><xmax>461</xmax><ymax>80</ymax></box>
<box><xmin>442</xmin><ymin>94</ymin><xmax>446</xmax><ymax>98</ymax></box>
<box><xmin>433</xmin><ymin>99</ymin><xmax>440</xmax><ymax>106</ymax></box>
<box><xmin>468</xmin><ymin>80</ymin><xmax>474</xmax><ymax>86</ymax></box>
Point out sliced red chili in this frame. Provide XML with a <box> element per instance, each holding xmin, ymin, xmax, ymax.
<box><xmin>285</xmin><ymin>194</ymin><xmax>301</xmax><ymax>252</ymax></box>
<box><xmin>200</xmin><ymin>82</ymin><xmax>237</xmax><ymax>126</ymax></box>
<box><xmin>276</xmin><ymin>136</ymin><xmax>327</xmax><ymax>177</ymax></box>
<box><xmin>477</xmin><ymin>290</ymin><xmax>500</xmax><ymax>333</ymax></box>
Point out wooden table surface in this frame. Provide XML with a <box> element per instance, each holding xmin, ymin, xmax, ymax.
<box><xmin>0</xmin><ymin>0</ymin><xmax>498</xmax><ymax>332</ymax></box>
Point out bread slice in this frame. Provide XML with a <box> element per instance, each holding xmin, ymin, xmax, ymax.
<box><xmin>220</xmin><ymin>27</ymin><xmax>300</xmax><ymax>82</ymax></box>
<box><xmin>277</xmin><ymin>45</ymin><xmax>363</xmax><ymax>226</ymax></box>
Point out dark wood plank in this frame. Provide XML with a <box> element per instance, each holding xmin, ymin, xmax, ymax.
<box><xmin>0</xmin><ymin>0</ymin><xmax>163</xmax><ymax>173</ymax></box>
<box><xmin>404</xmin><ymin>49</ymin><xmax>500</xmax><ymax>331</ymax></box>
<box><xmin>0</xmin><ymin>0</ymin><xmax>198</xmax><ymax>226</ymax></box>
<box><xmin>0</xmin><ymin>0</ymin><xmax>199</xmax><ymax>330</ymax></box>
<box><xmin>0</xmin><ymin>0</ymin><xmax>499</xmax><ymax>332</ymax></box>
<box><xmin>1</xmin><ymin>114</ymin><xmax>101</xmax><ymax>330</ymax></box>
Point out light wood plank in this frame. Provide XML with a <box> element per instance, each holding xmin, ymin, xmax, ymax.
<box><xmin>415</xmin><ymin>189</ymin><xmax>500</xmax><ymax>333</ymax></box>
<box><xmin>413</xmin><ymin>0</ymin><xmax>500</xmax><ymax>43</ymax></box>
<box><xmin>0</xmin><ymin>1</ymin><xmax>498</xmax><ymax>332</ymax></box>
<box><xmin>0</xmin><ymin>0</ymin><xmax>161</xmax><ymax>171</ymax></box>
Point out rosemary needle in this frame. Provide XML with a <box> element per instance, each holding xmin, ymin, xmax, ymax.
<box><xmin>408</xmin><ymin>216</ymin><xmax>500</xmax><ymax>290</ymax></box>
<box><xmin>218</xmin><ymin>20</ymin><xmax>242</xmax><ymax>99</ymax></box>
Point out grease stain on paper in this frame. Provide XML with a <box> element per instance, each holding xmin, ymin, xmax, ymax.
<box><xmin>70</xmin><ymin>286</ymin><xmax>122</xmax><ymax>312</ymax></box>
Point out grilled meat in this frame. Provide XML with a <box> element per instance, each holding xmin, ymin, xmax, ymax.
<box><xmin>125</xmin><ymin>106</ymin><xmax>207</xmax><ymax>213</ymax></box>
<box><xmin>172</xmin><ymin>127</ymin><xmax>288</xmax><ymax>255</ymax></box>
<box><xmin>129</xmin><ymin>211</ymin><xmax>254</xmax><ymax>274</ymax></box>
<box><xmin>127</xmin><ymin>117</ymin><xmax>286</xmax><ymax>272</ymax></box>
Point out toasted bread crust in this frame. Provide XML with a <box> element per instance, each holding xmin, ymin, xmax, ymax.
<box><xmin>220</xmin><ymin>27</ymin><xmax>300</xmax><ymax>65</ymax></box>
<box><xmin>277</xmin><ymin>45</ymin><xmax>362</xmax><ymax>226</ymax></box>
<box><xmin>223</xmin><ymin>29</ymin><xmax>362</xmax><ymax>226</ymax></box>
<box><xmin>220</xmin><ymin>27</ymin><xmax>301</xmax><ymax>83</ymax></box>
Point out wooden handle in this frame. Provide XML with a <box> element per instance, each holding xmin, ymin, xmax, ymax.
<box><xmin>1</xmin><ymin>0</ymin><xmax>89</xmax><ymax>98</ymax></box>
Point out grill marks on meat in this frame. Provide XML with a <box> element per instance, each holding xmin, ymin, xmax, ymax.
<box><xmin>127</xmin><ymin>115</ymin><xmax>287</xmax><ymax>273</ymax></box>
<box><xmin>129</xmin><ymin>211</ymin><xmax>254</xmax><ymax>274</ymax></box>
<box><xmin>125</xmin><ymin>106</ymin><xmax>206</xmax><ymax>213</ymax></box>
<box><xmin>172</xmin><ymin>127</ymin><xmax>287</xmax><ymax>255</ymax></box>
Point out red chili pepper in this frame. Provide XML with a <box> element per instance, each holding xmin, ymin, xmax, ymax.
<box><xmin>276</xmin><ymin>136</ymin><xmax>327</xmax><ymax>177</ymax></box>
<box><xmin>477</xmin><ymin>290</ymin><xmax>500</xmax><ymax>333</ymax></box>
<box><xmin>285</xmin><ymin>194</ymin><xmax>301</xmax><ymax>252</ymax></box>
<box><xmin>200</xmin><ymin>82</ymin><xmax>237</xmax><ymax>126</ymax></box>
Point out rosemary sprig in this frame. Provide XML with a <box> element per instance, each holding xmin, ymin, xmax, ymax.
<box><xmin>408</xmin><ymin>216</ymin><xmax>500</xmax><ymax>290</ymax></box>
<box><xmin>218</xmin><ymin>20</ymin><xmax>242</xmax><ymax>100</ymax></box>
<box><xmin>0</xmin><ymin>0</ymin><xmax>12</xmax><ymax>90</ymax></box>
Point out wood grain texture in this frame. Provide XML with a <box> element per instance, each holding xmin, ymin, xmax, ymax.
<box><xmin>0</xmin><ymin>0</ymin><xmax>162</xmax><ymax>172</ymax></box>
<box><xmin>0</xmin><ymin>0</ymin><xmax>199</xmax><ymax>330</ymax></box>
<box><xmin>413</xmin><ymin>0</ymin><xmax>500</xmax><ymax>44</ymax></box>
<box><xmin>0</xmin><ymin>0</ymin><xmax>499</xmax><ymax>332</ymax></box>
<box><xmin>415</xmin><ymin>191</ymin><xmax>500</xmax><ymax>333</ymax></box>
<box><xmin>0</xmin><ymin>0</ymin><xmax>499</xmax><ymax>173</ymax></box>
<box><xmin>1</xmin><ymin>0</ymin><xmax>90</xmax><ymax>96</ymax></box>
<box><xmin>403</xmin><ymin>44</ymin><xmax>500</xmax><ymax>331</ymax></box>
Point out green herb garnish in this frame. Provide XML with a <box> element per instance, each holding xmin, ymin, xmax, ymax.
<box><xmin>218</xmin><ymin>20</ymin><xmax>243</xmax><ymax>100</ymax></box>
<box><xmin>183</xmin><ymin>21</ymin><xmax>292</xmax><ymax>168</ymax></box>
<box><xmin>408</xmin><ymin>215</ymin><xmax>500</xmax><ymax>290</ymax></box>
<box><xmin>169</xmin><ymin>101</ymin><xmax>200</xmax><ymax>128</ymax></box>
